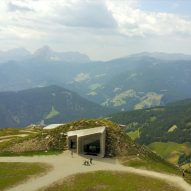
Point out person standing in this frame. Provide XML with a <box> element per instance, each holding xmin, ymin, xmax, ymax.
<box><xmin>182</xmin><ymin>169</ymin><xmax>185</xmax><ymax>177</ymax></box>
<box><xmin>90</xmin><ymin>157</ymin><xmax>93</xmax><ymax>164</ymax></box>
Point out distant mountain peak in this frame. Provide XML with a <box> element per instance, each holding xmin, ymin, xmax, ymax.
<box><xmin>33</xmin><ymin>46</ymin><xmax>53</xmax><ymax>58</ymax></box>
<box><xmin>33</xmin><ymin>46</ymin><xmax>90</xmax><ymax>63</ymax></box>
<box><xmin>0</xmin><ymin>47</ymin><xmax>31</xmax><ymax>63</ymax></box>
<box><xmin>128</xmin><ymin>52</ymin><xmax>191</xmax><ymax>61</ymax></box>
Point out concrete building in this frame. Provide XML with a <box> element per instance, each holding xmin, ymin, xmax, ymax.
<box><xmin>67</xmin><ymin>126</ymin><xmax>106</xmax><ymax>157</ymax></box>
<box><xmin>43</xmin><ymin>124</ymin><xmax>63</xmax><ymax>130</ymax></box>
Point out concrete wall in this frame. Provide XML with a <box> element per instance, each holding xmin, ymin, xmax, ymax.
<box><xmin>67</xmin><ymin>129</ymin><xmax>106</xmax><ymax>157</ymax></box>
<box><xmin>100</xmin><ymin>130</ymin><xmax>106</xmax><ymax>158</ymax></box>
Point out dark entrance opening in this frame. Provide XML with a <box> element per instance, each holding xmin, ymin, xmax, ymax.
<box><xmin>84</xmin><ymin>140</ymin><xmax>100</xmax><ymax>155</ymax></box>
<box><xmin>70</xmin><ymin>140</ymin><xmax>76</xmax><ymax>149</ymax></box>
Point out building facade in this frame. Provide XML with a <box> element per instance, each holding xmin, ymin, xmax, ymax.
<box><xmin>67</xmin><ymin>126</ymin><xmax>106</xmax><ymax>157</ymax></box>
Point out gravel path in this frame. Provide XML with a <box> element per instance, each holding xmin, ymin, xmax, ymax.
<box><xmin>0</xmin><ymin>151</ymin><xmax>190</xmax><ymax>191</ymax></box>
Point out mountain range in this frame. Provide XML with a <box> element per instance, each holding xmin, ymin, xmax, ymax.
<box><xmin>0</xmin><ymin>46</ymin><xmax>90</xmax><ymax>64</ymax></box>
<box><xmin>0</xmin><ymin>85</ymin><xmax>114</xmax><ymax>128</ymax></box>
<box><xmin>1</xmin><ymin>46</ymin><xmax>191</xmax><ymax>112</ymax></box>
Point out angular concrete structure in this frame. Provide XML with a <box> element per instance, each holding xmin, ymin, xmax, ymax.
<box><xmin>67</xmin><ymin>126</ymin><xmax>106</xmax><ymax>157</ymax></box>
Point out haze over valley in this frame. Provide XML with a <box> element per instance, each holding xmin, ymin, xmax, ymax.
<box><xmin>1</xmin><ymin>47</ymin><xmax>191</xmax><ymax>112</ymax></box>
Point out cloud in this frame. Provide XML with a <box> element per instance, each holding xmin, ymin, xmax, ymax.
<box><xmin>0</xmin><ymin>26</ymin><xmax>46</xmax><ymax>39</ymax></box>
<box><xmin>106</xmin><ymin>0</ymin><xmax>191</xmax><ymax>37</ymax></box>
<box><xmin>8</xmin><ymin>2</ymin><xmax>34</xmax><ymax>12</ymax></box>
<box><xmin>0</xmin><ymin>0</ymin><xmax>191</xmax><ymax>60</ymax></box>
<box><xmin>53</xmin><ymin>0</ymin><xmax>117</xmax><ymax>28</ymax></box>
<box><xmin>1</xmin><ymin>0</ymin><xmax>191</xmax><ymax>36</ymax></box>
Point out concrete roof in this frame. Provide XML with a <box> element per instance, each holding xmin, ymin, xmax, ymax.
<box><xmin>43</xmin><ymin>124</ymin><xmax>63</xmax><ymax>130</ymax></box>
<box><xmin>67</xmin><ymin>126</ymin><xmax>106</xmax><ymax>137</ymax></box>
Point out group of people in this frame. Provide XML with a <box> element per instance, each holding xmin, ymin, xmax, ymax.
<box><xmin>83</xmin><ymin>158</ymin><xmax>93</xmax><ymax>166</ymax></box>
<box><xmin>70</xmin><ymin>150</ymin><xmax>93</xmax><ymax>166</ymax></box>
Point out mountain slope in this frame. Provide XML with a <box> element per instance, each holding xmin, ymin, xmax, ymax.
<box><xmin>110</xmin><ymin>98</ymin><xmax>191</xmax><ymax>144</ymax></box>
<box><xmin>1</xmin><ymin>49</ymin><xmax>191</xmax><ymax>111</ymax></box>
<box><xmin>86</xmin><ymin>56</ymin><xmax>191</xmax><ymax>110</ymax></box>
<box><xmin>0</xmin><ymin>86</ymin><xmax>114</xmax><ymax>128</ymax></box>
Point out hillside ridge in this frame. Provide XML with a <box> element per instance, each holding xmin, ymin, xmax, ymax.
<box><xmin>0</xmin><ymin>86</ymin><xmax>114</xmax><ymax>128</ymax></box>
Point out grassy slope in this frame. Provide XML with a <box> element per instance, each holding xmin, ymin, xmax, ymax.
<box><xmin>127</xmin><ymin>129</ymin><xmax>140</xmax><ymax>141</ymax></box>
<box><xmin>0</xmin><ymin>162</ymin><xmax>51</xmax><ymax>190</ymax></box>
<box><xmin>0</xmin><ymin>128</ymin><xmax>42</xmax><ymax>153</ymax></box>
<box><xmin>148</xmin><ymin>142</ymin><xmax>191</xmax><ymax>164</ymax></box>
<box><xmin>120</xmin><ymin>155</ymin><xmax>191</xmax><ymax>185</ymax></box>
<box><xmin>0</xmin><ymin>128</ymin><xmax>36</xmax><ymax>136</ymax></box>
<box><xmin>1</xmin><ymin>119</ymin><xmax>190</xmax><ymax>184</ymax></box>
<box><xmin>45</xmin><ymin>106</ymin><xmax>60</xmax><ymax>119</ymax></box>
<box><xmin>0</xmin><ymin>85</ymin><xmax>114</xmax><ymax>128</ymax></box>
<box><xmin>41</xmin><ymin>171</ymin><xmax>182</xmax><ymax>191</ymax></box>
<box><xmin>120</xmin><ymin>155</ymin><xmax>180</xmax><ymax>175</ymax></box>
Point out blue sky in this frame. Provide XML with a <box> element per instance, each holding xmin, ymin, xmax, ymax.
<box><xmin>139</xmin><ymin>0</ymin><xmax>191</xmax><ymax>17</ymax></box>
<box><xmin>0</xmin><ymin>0</ymin><xmax>191</xmax><ymax>60</ymax></box>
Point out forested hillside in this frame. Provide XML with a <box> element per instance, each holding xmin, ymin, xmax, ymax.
<box><xmin>0</xmin><ymin>85</ymin><xmax>114</xmax><ymax>128</ymax></box>
<box><xmin>110</xmin><ymin>99</ymin><xmax>191</xmax><ymax>144</ymax></box>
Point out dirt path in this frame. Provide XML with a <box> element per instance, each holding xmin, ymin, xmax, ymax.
<box><xmin>0</xmin><ymin>151</ymin><xmax>190</xmax><ymax>191</ymax></box>
<box><xmin>0</xmin><ymin>134</ymin><xmax>29</xmax><ymax>139</ymax></box>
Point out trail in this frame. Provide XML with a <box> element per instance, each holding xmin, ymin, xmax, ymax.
<box><xmin>0</xmin><ymin>151</ymin><xmax>190</xmax><ymax>191</ymax></box>
<box><xmin>0</xmin><ymin>134</ymin><xmax>29</xmax><ymax>139</ymax></box>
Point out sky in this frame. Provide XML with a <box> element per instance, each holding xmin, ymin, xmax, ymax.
<box><xmin>0</xmin><ymin>0</ymin><xmax>191</xmax><ymax>60</ymax></box>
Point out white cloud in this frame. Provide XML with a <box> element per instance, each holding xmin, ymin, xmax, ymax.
<box><xmin>0</xmin><ymin>26</ymin><xmax>46</xmax><ymax>39</ymax></box>
<box><xmin>1</xmin><ymin>0</ymin><xmax>191</xmax><ymax>37</ymax></box>
<box><xmin>106</xmin><ymin>0</ymin><xmax>191</xmax><ymax>36</ymax></box>
<box><xmin>7</xmin><ymin>2</ymin><xmax>34</xmax><ymax>12</ymax></box>
<box><xmin>0</xmin><ymin>0</ymin><xmax>191</xmax><ymax>60</ymax></box>
<box><xmin>53</xmin><ymin>0</ymin><xmax>117</xmax><ymax>28</ymax></box>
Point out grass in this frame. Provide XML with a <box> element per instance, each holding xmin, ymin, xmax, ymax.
<box><xmin>134</xmin><ymin>92</ymin><xmax>163</xmax><ymax>109</ymax></box>
<box><xmin>45</xmin><ymin>106</ymin><xmax>60</xmax><ymax>119</ymax></box>
<box><xmin>0</xmin><ymin>128</ymin><xmax>41</xmax><ymax>151</ymax></box>
<box><xmin>111</xmin><ymin>90</ymin><xmax>137</xmax><ymax>107</ymax></box>
<box><xmin>127</xmin><ymin>129</ymin><xmax>140</xmax><ymax>141</ymax></box>
<box><xmin>0</xmin><ymin>132</ymin><xmax>41</xmax><ymax>151</ymax></box>
<box><xmin>148</xmin><ymin>142</ymin><xmax>191</xmax><ymax>164</ymax></box>
<box><xmin>41</xmin><ymin>171</ymin><xmax>182</xmax><ymax>191</ymax></box>
<box><xmin>168</xmin><ymin>125</ymin><xmax>178</xmax><ymax>133</ymax></box>
<box><xmin>182</xmin><ymin>163</ymin><xmax>191</xmax><ymax>170</ymax></box>
<box><xmin>0</xmin><ymin>128</ymin><xmax>25</xmax><ymax>137</ymax></box>
<box><xmin>0</xmin><ymin>162</ymin><xmax>51</xmax><ymax>190</ymax></box>
<box><xmin>120</xmin><ymin>155</ymin><xmax>191</xmax><ymax>185</ymax></box>
<box><xmin>120</xmin><ymin>155</ymin><xmax>181</xmax><ymax>175</ymax></box>
<box><xmin>0</xmin><ymin>150</ymin><xmax>62</xmax><ymax>157</ymax></box>
<box><xmin>0</xmin><ymin>127</ymin><xmax>40</xmax><ymax>137</ymax></box>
